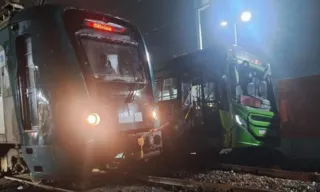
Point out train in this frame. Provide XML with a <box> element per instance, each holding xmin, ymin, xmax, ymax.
<box><xmin>0</xmin><ymin>1</ymin><xmax>162</xmax><ymax>182</ymax></box>
<box><xmin>156</xmin><ymin>45</ymin><xmax>281</xmax><ymax>156</ymax></box>
<box><xmin>278</xmin><ymin>74</ymin><xmax>320</xmax><ymax>161</ymax></box>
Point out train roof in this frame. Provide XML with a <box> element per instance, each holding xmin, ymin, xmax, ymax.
<box><xmin>9</xmin><ymin>4</ymin><xmax>131</xmax><ymax>26</ymax></box>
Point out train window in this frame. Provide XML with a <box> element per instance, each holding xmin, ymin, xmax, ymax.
<box><xmin>16</xmin><ymin>35</ymin><xmax>38</xmax><ymax>130</ymax></box>
<box><xmin>1</xmin><ymin>43</ymin><xmax>11</xmax><ymax>97</ymax></box>
<box><xmin>1</xmin><ymin>67</ymin><xmax>11</xmax><ymax>97</ymax></box>
<box><xmin>0</xmin><ymin>46</ymin><xmax>4</xmax><ymax>96</ymax></box>
<box><xmin>155</xmin><ymin>80</ymin><xmax>162</xmax><ymax>101</ymax></box>
<box><xmin>0</xmin><ymin>68</ymin><xmax>1</xmax><ymax>96</ymax></box>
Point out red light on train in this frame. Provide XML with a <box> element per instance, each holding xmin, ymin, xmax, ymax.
<box><xmin>88</xmin><ymin>21</ymin><xmax>115</xmax><ymax>32</ymax></box>
<box><xmin>85</xmin><ymin>19</ymin><xmax>126</xmax><ymax>33</ymax></box>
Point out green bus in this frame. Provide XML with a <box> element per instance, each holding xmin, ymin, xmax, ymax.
<box><xmin>156</xmin><ymin>45</ymin><xmax>280</xmax><ymax>154</ymax></box>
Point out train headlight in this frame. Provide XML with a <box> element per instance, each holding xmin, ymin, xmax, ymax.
<box><xmin>87</xmin><ymin>113</ymin><xmax>101</xmax><ymax>126</ymax></box>
<box><xmin>152</xmin><ymin>110</ymin><xmax>157</xmax><ymax>120</ymax></box>
<box><xmin>235</xmin><ymin>115</ymin><xmax>247</xmax><ymax>127</ymax></box>
<box><xmin>152</xmin><ymin>110</ymin><xmax>158</xmax><ymax>119</ymax></box>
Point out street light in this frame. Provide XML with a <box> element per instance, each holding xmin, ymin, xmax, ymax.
<box><xmin>220</xmin><ymin>21</ymin><xmax>228</xmax><ymax>27</ymax></box>
<box><xmin>221</xmin><ymin>11</ymin><xmax>252</xmax><ymax>46</ymax></box>
<box><xmin>240</xmin><ymin>11</ymin><xmax>252</xmax><ymax>22</ymax></box>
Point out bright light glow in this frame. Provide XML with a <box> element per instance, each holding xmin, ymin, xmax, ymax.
<box><xmin>235</xmin><ymin>115</ymin><xmax>247</xmax><ymax>127</ymax></box>
<box><xmin>241</xmin><ymin>11</ymin><xmax>252</xmax><ymax>22</ymax></box>
<box><xmin>259</xmin><ymin>129</ymin><xmax>267</xmax><ymax>136</ymax></box>
<box><xmin>115</xmin><ymin>153</ymin><xmax>124</xmax><ymax>159</ymax></box>
<box><xmin>85</xmin><ymin>19</ymin><xmax>126</xmax><ymax>33</ymax></box>
<box><xmin>220</xmin><ymin>21</ymin><xmax>228</xmax><ymax>27</ymax></box>
<box><xmin>152</xmin><ymin>110</ymin><xmax>157</xmax><ymax>119</ymax></box>
<box><xmin>134</xmin><ymin>90</ymin><xmax>140</xmax><ymax>97</ymax></box>
<box><xmin>87</xmin><ymin>113</ymin><xmax>101</xmax><ymax>126</ymax></box>
<box><xmin>146</xmin><ymin>51</ymin><xmax>151</xmax><ymax>63</ymax></box>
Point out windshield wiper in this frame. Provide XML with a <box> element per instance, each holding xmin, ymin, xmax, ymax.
<box><xmin>124</xmin><ymin>76</ymin><xmax>141</xmax><ymax>104</ymax></box>
<box><xmin>124</xmin><ymin>66</ymin><xmax>146</xmax><ymax>104</ymax></box>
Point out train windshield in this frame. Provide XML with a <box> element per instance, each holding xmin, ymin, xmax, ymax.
<box><xmin>80</xmin><ymin>37</ymin><xmax>145</xmax><ymax>83</ymax></box>
<box><xmin>63</xmin><ymin>9</ymin><xmax>148</xmax><ymax>85</ymax></box>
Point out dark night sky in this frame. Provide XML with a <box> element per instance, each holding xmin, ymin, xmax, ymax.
<box><xmin>4</xmin><ymin>0</ymin><xmax>320</xmax><ymax>81</ymax></box>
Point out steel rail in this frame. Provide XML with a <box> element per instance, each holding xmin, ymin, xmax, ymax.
<box><xmin>4</xmin><ymin>176</ymin><xmax>76</xmax><ymax>192</ymax></box>
<box><xmin>216</xmin><ymin>163</ymin><xmax>320</xmax><ymax>182</ymax></box>
<box><xmin>133</xmin><ymin>174</ymin><xmax>273</xmax><ymax>192</ymax></box>
<box><xmin>6</xmin><ymin>164</ymin><xmax>317</xmax><ymax>192</ymax></box>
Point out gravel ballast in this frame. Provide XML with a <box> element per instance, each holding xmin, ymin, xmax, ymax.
<box><xmin>178</xmin><ymin>169</ymin><xmax>320</xmax><ymax>192</ymax></box>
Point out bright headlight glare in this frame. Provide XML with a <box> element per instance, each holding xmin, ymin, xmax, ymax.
<box><xmin>87</xmin><ymin>113</ymin><xmax>100</xmax><ymax>126</ymax></box>
<box><xmin>235</xmin><ymin>115</ymin><xmax>247</xmax><ymax>127</ymax></box>
<box><xmin>152</xmin><ymin>110</ymin><xmax>157</xmax><ymax>119</ymax></box>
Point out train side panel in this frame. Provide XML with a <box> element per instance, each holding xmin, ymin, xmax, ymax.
<box><xmin>278</xmin><ymin>75</ymin><xmax>320</xmax><ymax>160</ymax></box>
<box><xmin>0</xmin><ymin>28</ymin><xmax>20</xmax><ymax>145</ymax></box>
<box><xmin>0</xmin><ymin>27</ymin><xmax>21</xmax><ymax>173</ymax></box>
<box><xmin>278</xmin><ymin>75</ymin><xmax>320</xmax><ymax>139</ymax></box>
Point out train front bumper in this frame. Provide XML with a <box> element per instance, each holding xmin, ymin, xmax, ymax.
<box><xmin>22</xmin><ymin>128</ymin><xmax>162</xmax><ymax>181</ymax></box>
<box><xmin>75</xmin><ymin>127</ymin><xmax>163</xmax><ymax>162</ymax></box>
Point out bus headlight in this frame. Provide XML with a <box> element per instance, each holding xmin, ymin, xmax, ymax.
<box><xmin>87</xmin><ymin>113</ymin><xmax>101</xmax><ymax>126</ymax></box>
<box><xmin>235</xmin><ymin>115</ymin><xmax>247</xmax><ymax>127</ymax></box>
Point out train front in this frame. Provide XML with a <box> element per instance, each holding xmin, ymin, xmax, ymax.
<box><xmin>22</xmin><ymin>6</ymin><xmax>161</xmax><ymax>181</ymax></box>
<box><xmin>62</xmin><ymin>9</ymin><xmax>162</xmax><ymax>167</ymax></box>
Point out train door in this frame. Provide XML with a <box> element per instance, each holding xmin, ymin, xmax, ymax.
<box><xmin>16</xmin><ymin>35</ymin><xmax>39</xmax><ymax>133</ymax></box>
<box><xmin>0</xmin><ymin>33</ymin><xmax>21</xmax><ymax>144</ymax></box>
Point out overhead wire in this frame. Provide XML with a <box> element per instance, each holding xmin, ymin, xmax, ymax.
<box><xmin>110</xmin><ymin>0</ymin><xmax>144</xmax><ymax>15</ymax></box>
<box><xmin>108</xmin><ymin>0</ymin><xmax>184</xmax><ymax>37</ymax></box>
<box><xmin>110</xmin><ymin>0</ymin><xmax>189</xmax><ymax>60</ymax></box>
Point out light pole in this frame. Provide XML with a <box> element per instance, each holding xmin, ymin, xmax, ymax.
<box><xmin>220</xmin><ymin>11</ymin><xmax>252</xmax><ymax>46</ymax></box>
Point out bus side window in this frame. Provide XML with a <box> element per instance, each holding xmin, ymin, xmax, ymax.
<box><xmin>156</xmin><ymin>80</ymin><xmax>162</xmax><ymax>101</ymax></box>
<box><xmin>158</xmin><ymin>78</ymin><xmax>178</xmax><ymax>101</ymax></box>
<box><xmin>16</xmin><ymin>35</ymin><xmax>38</xmax><ymax>130</ymax></box>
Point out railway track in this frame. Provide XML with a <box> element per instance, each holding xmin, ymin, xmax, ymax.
<box><xmin>3</xmin><ymin>160</ymin><xmax>319</xmax><ymax>191</ymax></box>
<box><xmin>133</xmin><ymin>174</ymin><xmax>271</xmax><ymax>192</ymax></box>
<box><xmin>4</xmin><ymin>173</ymin><xmax>272</xmax><ymax>192</ymax></box>
<box><xmin>215</xmin><ymin>163</ymin><xmax>320</xmax><ymax>182</ymax></box>
<box><xmin>4</xmin><ymin>176</ymin><xmax>75</xmax><ymax>192</ymax></box>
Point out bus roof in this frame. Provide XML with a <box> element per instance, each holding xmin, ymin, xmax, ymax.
<box><xmin>156</xmin><ymin>45</ymin><xmax>227</xmax><ymax>80</ymax></box>
<box><xmin>229</xmin><ymin>45</ymin><xmax>268</xmax><ymax>73</ymax></box>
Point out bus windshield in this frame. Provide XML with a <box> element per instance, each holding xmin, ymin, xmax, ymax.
<box><xmin>231</xmin><ymin>62</ymin><xmax>272</xmax><ymax>110</ymax></box>
<box><xmin>80</xmin><ymin>37</ymin><xmax>146</xmax><ymax>83</ymax></box>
